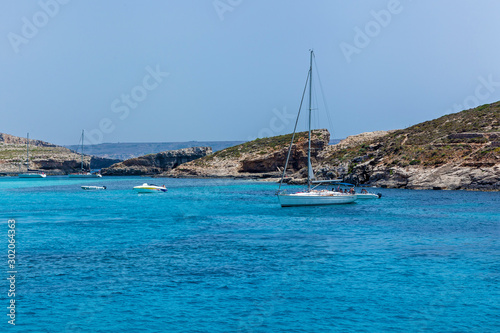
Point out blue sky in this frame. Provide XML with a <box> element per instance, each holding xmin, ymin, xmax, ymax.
<box><xmin>1</xmin><ymin>0</ymin><xmax>500</xmax><ymax>145</ymax></box>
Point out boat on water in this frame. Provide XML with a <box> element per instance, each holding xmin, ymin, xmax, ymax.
<box><xmin>69</xmin><ymin>172</ymin><xmax>102</xmax><ymax>178</ymax></box>
<box><xmin>19</xmin><ymin>133</ymin><xmax>46</xmax><ymax>178</ymax></box>
<box><xmin>81</xmin><ymin>185</ymin><xmax>107</xmax><ymax>190</ymax></box>
<box><xmin>279</xmin><ymin>190</ymin><xmax>357</xmax><ymax>207</ymax></box>
<box><xmin>329</xmin><ymin>181</ymin><xmax>382</xmax><ymax>199</ymax></box>
<box><xmin>133</xmin><ymin>183</ymin><xmax>167</xmax><ymax>193</ymax></box>
<box><xmin>277</xmin><ymin>50</ymin><xmax>356</xmax><ymax>207</ymax></box>
<box><xmin>356</xmin><ymin>191</ymin><xmax>382</xmax><ymax>199</ymax></box>
<box><xmin>19</xmin><ymin>173</ymin><xmax>46</xmax><ymax>178</ymax></box>
<box><xmin>68</xmin><ymin>130</ymin><xmax>102</xmax><ymax>178</ymax></box>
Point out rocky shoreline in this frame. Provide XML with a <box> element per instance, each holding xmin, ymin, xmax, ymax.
<box><xmin>2</xmin><ymin>102</ymin><xmax>499</xmax><ymax>190</ymax></box>
<box><xmin>0</xmin><ymin>133</ymin><xmax>120</xmax><ymax>175</ymax></box>
<box><xmin>154</xmin><ymin>102</ymin><xmax>500</xmax><ymax>191</ymax></box>
<box><xmin>101</xmin><ymin>147</ymin><xmax>212</xmax><ymax>176</ymax></box>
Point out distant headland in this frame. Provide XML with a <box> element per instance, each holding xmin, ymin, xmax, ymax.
<box><xmin>1</xmin><ymin>101</ymin><xmax>499</xmax><ymax>190</ymax></box>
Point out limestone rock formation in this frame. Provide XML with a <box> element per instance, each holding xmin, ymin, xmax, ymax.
<box><xmin>318</xmin><ymin>102</ymin><xmax>500</xmax><ymax>190</ymax></box>
<box><xmin>167</xmin><ymin>102</ymin><xmax>500</xmax><ymax>191</ymax></box>
<box><xmin>101</xmin><ymin>147</ymin><xmax>212</xmax><ymax>176</ymax></box>
<box><xmin>0</xmin><ymin>132</ymin><xmax>120</xmax><ymax>175</ymax></box>
<box><xmin>166</xmin><ymin>129</ymin><xmax>330</xmax><ymax>179</ymax></box>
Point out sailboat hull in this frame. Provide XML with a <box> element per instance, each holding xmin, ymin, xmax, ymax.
<box><xmin>278</xmin><ymin>193</ymin><xmax>357</xmax><ymax>207</ymax></box>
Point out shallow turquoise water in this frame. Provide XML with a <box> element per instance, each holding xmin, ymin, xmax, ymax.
<box><xmin>0</xmin><ymin>176</ymin><xmax>499</xmax><ymax>332</ymax></box>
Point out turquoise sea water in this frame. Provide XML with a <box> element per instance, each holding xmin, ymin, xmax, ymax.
<box><xmin>0</xmin><ymin>176</ymin><xmax>499</xmax><ymax>332</ymax></box>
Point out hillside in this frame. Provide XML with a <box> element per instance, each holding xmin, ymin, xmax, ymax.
<box><xmin>166</xmin><ymin>102</ymin><xmax>499</xmax><ymax>190</ymax></box>
<box><xmin>165</xmin><ymin>129</ymin><xmax>330</xmax><ymax>178</ymax></box>
<box><xmin>65</xmin><ymin>141</ymin><xmax>244</xmax><ymax>160</ymax></box>
<box><xmin>318</xmin><ymin>102</ymin><xmax>500</xmax><ymax>190</ymax></box>
<box><xmin>0</xmin><ymin>133</ymin><xmax>119</xmax><ymax>175</ymax></box>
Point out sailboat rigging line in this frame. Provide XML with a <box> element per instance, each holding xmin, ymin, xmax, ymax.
<box><xmin>307</xmin><ymin>50</ymin><xmax>313</xmax><ymax>191</ymax></box>
<box><xmin>80</xmin><ymin>130</ymin><xmax>84</xmax><ymax>171</ymax></box>
<box><xmin>313</xmin><ymin>56</ymin><xmax>335</xmax><ymax>138</ymax></box>
<box><xmin>278</xmin><ymin>69</ymin><xmax>310</xmax><ymax>191</ymax></box>
<box><xmin>26</xmin><ymin>133</ymin><xmax>30</xmax><ymax>171</ymax></box>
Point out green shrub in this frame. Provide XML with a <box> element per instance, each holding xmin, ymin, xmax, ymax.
<box><xmin>477</xmin><ymin>104</ymin><xmax>489</xmax><ymax>112</ymax></box>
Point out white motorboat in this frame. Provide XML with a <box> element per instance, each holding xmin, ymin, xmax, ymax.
<box><xmin>19</xmin><ymin>133</ymin><xmax>47</xmax><ymax>178</ymax></box>
<box><xmin>356</xmin><ymin>192</ymin><xmax>382</xmax><ymax>199</ymax></box>
<box><xmin>277</xmin><ymin>50</ymin><xmax>356</xmax><ymax>207</ymax></box>
<box><xmin>81</xmin><ymin>185</ymin><xmax>107</xmax><ymax>190</ymax></box>
<box><xmin>68</xmin><ymin>130</ymin><xmax>102</xmax><ymax>178</ymax></box>
<box><xmin>133</xmin><ymin>183</ymin><xmax>167</xmax><ymax>193</ymax></box>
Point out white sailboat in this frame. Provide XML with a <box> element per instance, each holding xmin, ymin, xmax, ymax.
<box><xmin>19</xmin><ymin>133</ymin><xmax>46</xmax><ymax>178</ymax></box>
<box><xmin>68</xmin><ymin>130</ymin><xmax>102</xmax><ymax>178</ymax></box>
<box><xmin>277</xmin><ymin>50</ymin><xmax>356</xmax><ymax>207</ymax></box>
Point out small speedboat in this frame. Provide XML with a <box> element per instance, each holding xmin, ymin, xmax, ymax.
<box><xmin>356</xmin><ymin>192</ymin><xmax>382</xmax><ymax>199</ymax></box>
<box><xmin>81</xmin><ymin>185</ymin><xmax>106</xmax><ymax>190</ymax></box>
<box><xmin>19</xmin><ymin>172</ymin><xmax>46</xmax><ymax>178</ymax></box>
<box><xmin>133</xmin><ymin>183</ymin><xmax>167</xmax><ymax>193</ymax></box>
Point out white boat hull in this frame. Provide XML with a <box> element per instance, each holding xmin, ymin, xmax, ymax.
<box><xmin>19</xmin><ymin>173</ymin><xmax>46</xmax><ymax>178</ymax></box>
<box><xmin>133</xmin><ymin>184</ymin><xmax>167</xmax><ymax>193</ymax></box>
<box><xmin>134</xmin><ymin>188</ymin><xmax>166</xmax><ymax>193</ymax></box>
<box><xmin>81</xmin><ymin>186</ymin><xmax>106</xmax><ymax>190</ymax></box>
<box><xmin>278</xmin><ymin>192</ymin><xmax>357</xmax><ymax>207</ymax></box>
<box><xmin>356</xmin><ymin>193</ymin><xmax>381</xmax><ymax>199</ymax></box>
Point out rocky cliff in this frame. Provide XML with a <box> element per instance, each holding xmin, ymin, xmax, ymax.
<box><xmin>0</xmin><ymin>133</ymin><xmax>57</xmax><ymax>147</ymax></box>
<box><xmin>166</xmin><ymin>102</ymin><xmax>500</xmax><ymax>190</ymax></box>
<box><xmin>0</xmin><ymin>133</ymin><xmax>120</xmax><ymax>175</ymax></box>
<box><xmin>317</xmin><ymin>102</ymin><xmax>500</xmax><ymax>190</ymax></box>
<box><xmin>165</xmin><ymin>129</ymin><xmax>330</xmax><ymax>178</ymax></box>
<box><xmin>101</xmin><ymin>147</ymin><xmax>212</xmax><ymax>176</ymax></box>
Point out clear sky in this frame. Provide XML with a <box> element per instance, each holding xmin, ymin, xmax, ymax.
<box><xmin>1</xmin><ymin>0</ymin><xmax>500</xmax><ymax>145</ymax></box>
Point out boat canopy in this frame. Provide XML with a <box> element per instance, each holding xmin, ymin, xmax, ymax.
<box><xmin>311</xmin><ymin>180</ymin><xmax>354</xmax><ymax>187</ymax></box>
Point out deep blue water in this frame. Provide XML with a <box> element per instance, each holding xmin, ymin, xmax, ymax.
<box><xmin>0</xmin><ymin>176</ymin><xmax>499</xmax><ymax>332</ymax></box>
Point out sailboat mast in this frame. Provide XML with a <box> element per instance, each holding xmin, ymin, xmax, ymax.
<box><xmin>26</xmin><ymin>133</ymin><xmax>30</xmax><ymax>171</ymax></box>
<box><xmin>81</xmin><ymin>130</ymin><xmax>84</xmax><ymax>172</ymax></box>
<box><xmin>307</xmin><ymin>50</ymin><xmax>313</xmax><ymax>191</ymax></box>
